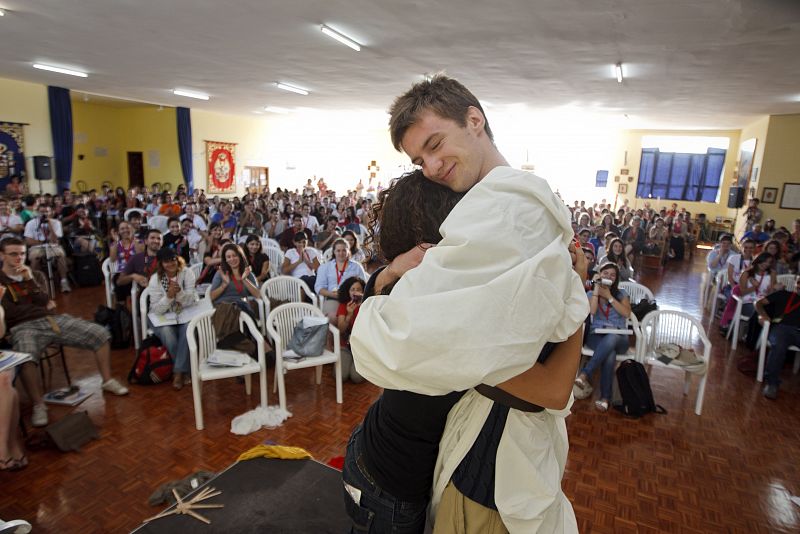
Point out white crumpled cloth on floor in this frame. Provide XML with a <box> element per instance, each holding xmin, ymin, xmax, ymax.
<box><xmin>230</xmin><ymin>406</ymin><xmax>292</xmax><ymax>435</ymax></box>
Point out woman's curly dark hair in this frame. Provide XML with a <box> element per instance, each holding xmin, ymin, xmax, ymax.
<box><xmin>365</xmin><ymin>169</ymin><xmax>464</xmax><ymax>262</ymax></box>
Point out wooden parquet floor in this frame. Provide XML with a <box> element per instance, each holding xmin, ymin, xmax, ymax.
<box><xmin>1</xmin><ymin>252</ymin><xmax>799</xmax><ymax>533</ymax></box>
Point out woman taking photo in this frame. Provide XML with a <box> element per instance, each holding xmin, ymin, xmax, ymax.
<box><xmin>244</xmin><ymin>234</ymin><xmax>271</xmax><ymax>284</ymax></box>
<box><xmin>573</xmin><ymin>262</ymin><xmax>632</xmax><ymax>412</ymax></box>
<box><xmin>598</xmin><ymin>237</ymin><xmax>634</xmax><ymax>281</ymax></box>
<box><xmin>210</xmin><ymin>243</ymin><xmax>261</xmax><ymax>316</ymax></box>
<box><xmin>146</xmin><ymin>248</ymin><xmax>199</xmax><ymax>390</ymax></box>
<box><xmin>336</xmin><ymin>275</ymin><xmax>366</xmax><ymax>384</ymax></box>
<box><xmin>314</xmin><ymin>238</ymin><xmax>366</xmax><ymax>320</ymax></box>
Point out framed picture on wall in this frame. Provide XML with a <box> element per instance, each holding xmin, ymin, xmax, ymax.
<box><xmin>780</xmin><ymin>183</ymin><xmax>800</xmax><ymax>210</ymax></box>
<box><xmin>618</xmin><ymin>183</ymin><xmax>628</xmax><ymax>194</ymax></box>
<box><xmin>762</xmin><ymin>187</ymin><xmax>778</xmax><ymax>204</ymax></box>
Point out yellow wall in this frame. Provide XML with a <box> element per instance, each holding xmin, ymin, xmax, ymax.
<box><xmin>0</xmin><ymin>77</ymin><xmax>55</xmax><ymax>193</ymax></box>
<box><xmin>733</xmin><ymin>115</ymin><xmax>771</xmax><ymax>237</ymax></box>
<box><xmin>609</xmin><ymin>128</ymin><xmax>742</xmax><ymax>220</ymax></box>
<box><xmin>756</xmin><ymin>114</ymin><xmax>800</xmax><ymax>227</ymax></box>
<box><xmin>72</xmin><ymin>102</ymin><xmax>180</xmax><ymax>191</ymax></box>
<box><xmin>190</xmin><ymin>109</ymin><xmax>406</xmax><ymax>197</ymax></box>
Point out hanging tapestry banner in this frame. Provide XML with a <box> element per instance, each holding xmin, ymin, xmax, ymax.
<box><xmin>0</xmin><ymin>122</ymin><xmax>27</xmax><ymax>191</ymax></box>
<box><xmin>206</xmin><ymin>140</ymin><xmax>237</xmax><ymax>194</ymax></box>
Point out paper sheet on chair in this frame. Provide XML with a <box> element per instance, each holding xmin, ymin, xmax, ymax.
<box><xmin>207</xmin><ymin>350</ymin><xmax>252</xmax><ymax>367</ymax></box>
<box><xmin>148</xmin><ymin>298</ymin><xmax>213</xmax><ymax>327</ymax></box>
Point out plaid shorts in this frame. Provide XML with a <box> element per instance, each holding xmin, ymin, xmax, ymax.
<box><xmin>10</xmin><ymin>314</ymin><xmax>111</xmax><ymax>360</ymax></box>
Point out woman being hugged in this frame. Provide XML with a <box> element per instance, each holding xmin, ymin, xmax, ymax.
<box><xmin>573</xmin><ymin>262</ymin><xmax>632</xmax><ymax>412</ymax></box>
<box><xmin>146</xmin><ymin>248</ymin><xmax>199</xmax><ymax>390</ymax></box>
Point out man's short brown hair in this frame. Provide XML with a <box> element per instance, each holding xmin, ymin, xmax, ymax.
<box><xmin>388</xmin><ymin>74</ymin><xmax>493</xmax><ymax>151</ymax></box>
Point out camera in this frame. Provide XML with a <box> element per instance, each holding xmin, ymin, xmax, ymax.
<box><xmin>352</xmin><ymin>294</ymin><xmax>363</xmax><ymax>304</ymax></box>
<box><xmin>593</xmin><ymin>278</ymin><xmax>612</xmax><ymax>287</ymax></box>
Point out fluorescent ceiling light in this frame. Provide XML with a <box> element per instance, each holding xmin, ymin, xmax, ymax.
<box><xmin>0</xmin><ymin>9</ymin><xmax>5</xmax><ymax>16</ymax></box>
<box><xmin>265</xmin><ymin>106</ymin><xmax>290</xmax><ymax>114</ymax></box>
<box><xmin>320</xmin><ymin>24</ymin><xmax>361</xmax><ymax>51</ymax></box>
<box><xmin>173</xmin><ymin>89</ymin><xmax>209</xmax><ymax>100</ymax></box>
<box><xmin>615</xmin><ymin>63</ymin><xmax>623</xmax><ymax>83</ymax></box>
<box><xmin>32</xmin><ymin>63</ymin><xmax>88</xmax><ymax>78</ymax></box>
<box><xmin>275</xmin><ymin>82</ymin><xmax>309</xmax><ymax>96</ymax></box>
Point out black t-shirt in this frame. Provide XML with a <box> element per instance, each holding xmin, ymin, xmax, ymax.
<box><xmin>359</xmin><ymin>266</ymin><xmax>466</xmax><ymax>502</ymax></box>
<box><xmin>763</xmin><ymin>290</ymin><xmax>800</xmax><ymax>327</ymax></box>
<box><xmin>163</xmin><ymin>232</ymin><xmax>190</xmax><ymax>262</ymax></box>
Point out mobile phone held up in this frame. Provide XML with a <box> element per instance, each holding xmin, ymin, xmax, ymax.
<box><xmin>352</xmin><ymin>293</ymin><xmax>363</xmax><ymax>304</ymax></box>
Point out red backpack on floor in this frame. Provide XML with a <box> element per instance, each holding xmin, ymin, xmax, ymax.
<box><xmin>128</xmin><ymin>337</ymin><xmax>173</xmax><ymax>385</ymax></box>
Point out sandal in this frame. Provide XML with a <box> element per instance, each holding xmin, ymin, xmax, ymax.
<box><xmin>0</xmin><ymin>456</ymin><xmax>28</xmax><ymax>472</ymax></box>
<box><xmin>594</xmin><ymin>399</ymin><xmax>610</xmax><ymax>412</ymax></box>
<box><xmin>573</xmin><ymin>377</ymin><xmax>593</xmax><ymax>400</ymax></box>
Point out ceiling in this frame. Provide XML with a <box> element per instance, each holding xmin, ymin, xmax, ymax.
<box><xmin>1</xmin><ymin>0</ymin><xmax>799</xmax><ymax>129</ymax></box>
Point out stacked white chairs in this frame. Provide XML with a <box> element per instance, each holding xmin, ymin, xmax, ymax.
<box><xmin>638</xmin><ymin>310</ymin><xmax>712</xmax><ymax>415</ymax></box>
<box><xmin>266</xmin><ymin>302</ymin><xmax>342</xmax><ymax>412</ymax></box>
<box><xmin>187</xmin><ymin>309</ymin><xmax>268</xmax><ymax>430</ymax></box>
<box><xmin>727</xmin><ymin>273</ymin><xmax>792</xmax><ymax>351</ymax></box>
<box><xmin>101</xmin><ymin>258</ymin><xmax>117</xmax><ymax>308</ymax></box>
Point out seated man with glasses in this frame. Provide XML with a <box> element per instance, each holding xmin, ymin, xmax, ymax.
<box><xmin>0</xmin><ymin>237</ymin><xmax>128</xmax><ymax>427</ymax></box>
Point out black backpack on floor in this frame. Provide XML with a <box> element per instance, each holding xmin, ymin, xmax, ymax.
<box><xmin>95</xmin><ymin>304</ymin><xmax>133</xmax><ymax>349</ymax></box>
<box><xmin>73</xmin><ymin>252</ymin><xmax>103</xmax><ymax>287</ymax></box>
<box><xmin>614</xmin><ymin>360</ymin><xmax>667</xmax><ymax>418</ymax></box>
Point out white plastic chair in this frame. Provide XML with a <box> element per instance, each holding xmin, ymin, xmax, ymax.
<box><xmin>102</xmin><ymin>258</ymin><xmax>117</xmax><ymax>308</ymax></box>
<box><xmin>638</xmin><ymin>310</ymin><xmax>712</xmax><ymax>415</ymax></box>
<box><xmin>131</xmin><ymin>282</ymin><xmax>142</xmax><ymax>349</ymax></box>
<box><xmin>756</xmin><ymin>319</ymin><xmax>800</xmax><ymax>382</ymax></box>
<box><xmin>775</xmin><ymin>273</ymin><xmax>797</xmax><ymax>292</ymax></box>
<box><xmin>265</xmin><ymin>247</ymin><xmax>285</xmax><ymax>278</ymax></box>
<box><xmin>187</xmin><ymin>309</ymin><xmax>268</xmax><ymax>430</ymax></box>
<box><xmin>138</xmin><ymin>286</ymin><xmax>154</xmax><ymax>343</ymax></box>
<box><xmin>581</xmin><ymin>313</ymin><xmax>642</xmax><ymax>364</ymax></box>
<box><xmin>322</xmin><ymin>247</ymin><xmax>334</xmax><ymax>263</ymax></box>
<box><xmin>260</xmin><ymin>275</ymin><xmax>318</xmax><ymax>308</ymax></box>
<box><xmin>124</xmin><ymin>208</ymin><xmax>147</xmax><ymax>221</ymax></box>
<box><xmin>709</xmin><ymin>269</ymin><xmax>729</xmax><ymax>322</ymax></box>
<box><xmin>263</xmin><ymin>237</ymin><xmax>280</xmax><ymax>250</ymax></box>
<box><xmin>148</xmin><ymin>215</ymin><xmax>169</xmax><ymax>233</ymax></box>
<box><xmin>619</xmin><ymin>281</ymin><xmax>655</xmax><ymax>305</ymax></box>
<box><xmin>266</xmin><ymin>303</ymin><xmax>342</xmax><ymax>412</ymax></box>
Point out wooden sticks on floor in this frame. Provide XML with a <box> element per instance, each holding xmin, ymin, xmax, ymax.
<box><xmin>144</xmin><ymin>486</ymin><xmax>224</xmax><ymax>525</ymax></box>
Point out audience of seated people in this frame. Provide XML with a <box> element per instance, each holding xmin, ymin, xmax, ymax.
<box><xmin>4</xmin><ymin>179</ymin><xmax>800</xmax><ymax>479</ymax></box>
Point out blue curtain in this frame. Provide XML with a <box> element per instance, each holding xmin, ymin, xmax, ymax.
<box><xmin>47</xmin><ymin>86</ymin><xmax>73</xmax><ymax>193</ymax></box>
<box><xmin>636</xmin><ymin>147</ymin><xmax>727</xmax><ymax>202</ymax></box>
<box><xmin>176</xmin><ymin>107</ymin><xmax>194</xmax><ymax>193</ymax></box>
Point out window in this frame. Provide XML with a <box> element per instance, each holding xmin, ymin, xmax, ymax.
<box><xmin>636</xmin><ymin>147</ymin><xmax>727</xmax><ymax>202</ymax></box>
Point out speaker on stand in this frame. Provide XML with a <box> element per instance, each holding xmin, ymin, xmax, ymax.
<box><xmin>33</xmin><ymin>155</ymin><xmax>52</xmax><ymax>195</ymax></box>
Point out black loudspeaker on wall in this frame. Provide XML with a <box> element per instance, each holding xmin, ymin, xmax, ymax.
<box><xmin>727</xmin><ymin>186</ymin><xmax>745</xmax><ymax>209</ymax></box>
<box><xmin>33</xmin><ymin>155</ymin><xmax>52</xmax><ymax>181</ymax></box>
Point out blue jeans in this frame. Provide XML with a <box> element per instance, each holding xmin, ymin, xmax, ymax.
<box><xmin>342</xmin><ymin>425</ymin><xmax>429</xmax><ymax>533</ymax></box>
<box><xmin>766</xmin><ymin>324</ymin><xmax>800</xmax><ymax>386</ymax></box>
<box><xmin>149</xmin><ymin>321</ymin><xmax>190</xmax><ymax>373</ymax></box>
<box><xmin>582</xmin><ymin>332</ymin><xmax>629</xmax><ymax>400</ymax></box>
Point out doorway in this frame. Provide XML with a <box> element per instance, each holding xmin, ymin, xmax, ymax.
<box><xmin>127</xmin><ymin>152</ymin><xmax>144</xmax><ymax>189</ymax></box>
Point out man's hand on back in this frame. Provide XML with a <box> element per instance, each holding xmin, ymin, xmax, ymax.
<box><xmin>376</xmin><ymin>243</ymin><xmax>434</xmax><ymax>294</ymax></box>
